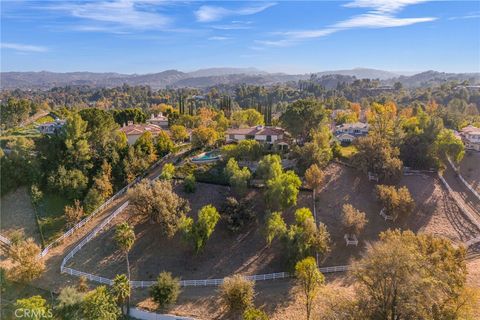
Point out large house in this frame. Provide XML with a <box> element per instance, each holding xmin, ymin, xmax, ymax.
<box><xmin>226</xmin><ymin>125</ymin><xmax>290</xmax><ymax>150</ymax></box>
<box><xmin>147</xmin><ymin>113</ymin><xmax>169</xmax><ymax>128</ymax></box>
<box><xmin>334</xmin><ymin>122</ymin><xmax>369</xmax><ymax>143</ymax></box>
<box><xmin>460</xmin><ymin>125</ymin><xmax>480</xmax><ymax>151</ymax></box>
<box><xmin>37</xmin><ymin>119</ymin><xmax>66</xmax><ymax>135</ymax></box>
<box><xmin>119</xmin><ymin>122</ymin><xmax>164</xmax><ymax>145</ymax></box>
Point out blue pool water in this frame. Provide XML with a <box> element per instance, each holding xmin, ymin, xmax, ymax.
<box><xmin>192</xmin><ymin>151</ymin><xmax>221</xmax><ymax>162</ymax></box>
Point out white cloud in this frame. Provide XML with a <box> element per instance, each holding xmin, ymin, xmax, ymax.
<box><xmin>1</xmin><ymin>42</ymin><xmax>48</xmax><ymax>53</ymax></box>
<box><xmin>258</xmin><ymin>0</ymin><xmax>435</xmax><ymax>47</ymax></box>
<box><xmin>50</xmin><ymin>0</ymin><xmax>171</xmax><ymax>31</ymax></box>
<box><xmin>195</xmin><ymin>3</ymin><xmax>276</xmax><ymax>23</ymax></box>
<box><xmin>208</xmin><ymin>36</ymin><xmax>231</xmax><ymax>41</ymax></box>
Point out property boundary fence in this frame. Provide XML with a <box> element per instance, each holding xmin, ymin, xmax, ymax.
<box><xmin>40</xmin><ymin>154</ymin><xmax>171</xmax><ymax>257</ymax></box>
<box><xmin>447</xmin><ymin>157</ymin><xmax>480</xmax><ymax>202</ymax></box>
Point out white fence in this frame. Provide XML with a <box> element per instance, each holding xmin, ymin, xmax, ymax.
<box><xmin>447</xmin><ymin>157</ymin><xmax>480</xmax><ymax>202</ymax></box>
<box><xmin>130</xmin><ymin>308</ymin><xmax>194</xmax><ymax>320</ymax></box>
<box><xmin>0</xmin><ymin>234</ymin><xmax>11</xmax><ymax>246</ymax></box>
<box><xmin>41</xmin><ymin>154</ymin><xmax>171</xmax><ymax>257</ymax></box>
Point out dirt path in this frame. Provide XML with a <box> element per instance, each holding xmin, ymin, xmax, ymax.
<box><xmin>443</xmin><ymin>161</ymin><xmax>480</xmax><ymax>224</ymax></box>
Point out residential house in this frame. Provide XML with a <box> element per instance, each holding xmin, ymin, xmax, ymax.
<box><xmin>37</xmin><ymin>119</ymin><xmax>66</xmax><ymax>135</ymax></box>
<box><xmin>147</xmin><ymin>113</ymin><xmax>169</xmax><ymax>128</ymax></box>
<box><xmin>226</xmin><ymin>125</ymin><xmax>290</xmax><ymax>150</ymax></box>
<box><xmin>460</xmin><ymin>125</ymin><xmax>480</xmax><ymax>151</ymax></box>
<box><xmin>119</xmin><ymin>121</ymin><xmax>164</xmax><ymax>145</ymax></box>
<box><xmin>334</xmin><ymin>122</ymin><xmax>369</xmax><ymax>143</ymax></box>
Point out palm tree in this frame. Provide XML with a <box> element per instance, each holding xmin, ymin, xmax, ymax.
<box><xmin>114</xmin><ymin>222</ymin><xmax>135</xmax><ymax>315</ymax></box>
<box><xmin>112</xmin><ymin>274</ymin><xmax>130</xmax><ymax>316</ymax></box>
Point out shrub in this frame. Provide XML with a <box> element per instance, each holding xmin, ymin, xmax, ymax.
<box><xmin>221</xmin><ymin>197</ymin><xmax>255</xmax><ymax>232</ymax></box>
<box><xmin>244</xmin><ymin>307</ymin><xmax>269</xmax><ymax>320</ymax></box>
<box><xmin>219</xmin><ymin>275</ymin><xmax>254</xmax><ymax>313</ymax></box>
<box><xmin>183</xmin><ymin>174</ymin><xmax>196</xmax><ymax>193</ymax></box>
<box><xmin>150</xmin><ymin>272</ymin><xmax>181</xmax><ymax>310</ymax></box>
<box><xmin>160</xmin><ymin>163</ymin><xmax>175</xmax><ymax>180</ymax></box>
<box><xmin>376</xmin><ymin>185</ymin><xmax>415</xmax><ymax>221</ymax></box>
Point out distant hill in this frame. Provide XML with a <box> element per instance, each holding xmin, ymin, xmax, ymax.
<box><xmin>1</xmin><ymin>68</ymin><xmax>478</xmax><ymax>90</ymax></box>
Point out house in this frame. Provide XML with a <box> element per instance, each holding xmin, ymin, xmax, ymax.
<box><xmin>226</xmin><ymin>125</ymin><xmax>290</xmax><ymax>150</ymax></box>
<box><xmin>37</xmin><ymin>119</ymin><xmax>66</xmax><ymax>135</ymax></box>
<box><xmin>460</xmin><ymin>125</ymin><xmax>480</xmax><ymax>151</ymax></box>
<box><xmin>119</xmin><ymin>122</ymin><xmax>165</xmax><ymax>145</ymax></box>
<box><xmin>334</xmin><ymin>122</ymin><xmax>369</xmax><ymax>143</ymax></box>
<box><xmin>147</xmin><ymin>113</ymin><xmax>169</xmax><ymax>128</ymax></box>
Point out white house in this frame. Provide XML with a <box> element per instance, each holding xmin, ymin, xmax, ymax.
<box><xmin>37</xmin><ymin>119</ymin><xmax>66</xmax><ymax>135</ymax></box>
<box><xmin>119</xmin><ymin>122</ymin><xmax>165</xmax><ymax>145</ymax></box>
<box><xmin>226</xmin><ymin>126</ymin><xmax>290</xmax><ymax>149</ymax></box>
<box><xmin>460</xmin><ymin>125</ymin><xmax>480</xmax><ymax>151</ymax></box>
<box><xmin>334</xmin><ymin>122</ymin><xmax>369</xmax><ymax>143</ymax></box>
<box><xmin>147</xmin><ymin>113</ymin><xmax>169</xmax><ymax>128</ymax></box>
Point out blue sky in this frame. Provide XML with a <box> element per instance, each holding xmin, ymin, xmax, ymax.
<box><xmin>1</xmin><ymin>0</ymin><xmax>479</xmax><ymax>74</ymax></box>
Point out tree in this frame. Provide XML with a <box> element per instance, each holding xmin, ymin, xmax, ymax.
<box><xmin>376</xmin><ymin>185</ymin><xmax>415</xmax><ymax>221</ymax></box>
<box><xmin>298</xmin><ymin>126</ymin><xmax>333</xmax><ymax>170</ymax></box>
<box><xmin>114</xmin><ymin>222</ymin><xmax>135</xmax><ymax>282</ymax></box>
<box><xmin>82</xmin><ymin>286</ymin><xmax>120</xmax><ymax>320</ymax></box>
<box><xmin>156</xmin><ymin>130</ymin><xmax>174</xmax><ymax>157</ymax></box>
<box><xmin>160</xmin><ymin>163</ymin><xmax>175</xmax><ymax>180</ymax></box>
<box><xmin>15</xmin><ymin>295</ymin><xmax>53</xmax><ymax>320</ymax></box>
<box><xmin>231</xmin><ymin>108</ymin><xmax>265</xmax><ymax>128</ymax></box>
<box><xmin>265</xmin><ymin>211</ymin><xmax>287</xmax><ymax>245</ymax></box>
<box><xmin>134</xmin><ymin>131</ymin><xmax>157</xmax><ymax>163</ymax></box>
<box><xmin>61</xmin><ymin>113</ymin><xmax>92</xmax><ymax>172</ymax></box>
<box><xmin>55</xmin><ymin>286</ymin><xmax>84</xmax><ymax>320</ymax></box>
<box><xmin>244</xmin><ymin>307</ymin><xmax>269</xmax><ymax>320</ymax></box>
<box><xmin>128</xmin><ymin>179</ymin><xmax>190</xmax><ymax>237</ymax></box>
<box><xmin>256</xmin><ymin>154</ymin><xmax>282</xmax><ymax>181</ymax></box>
<box><xmin>48</xmin><ymin>166</ymin><xmax>88</xmax><ymax>200</ymax></box>
<box><xmin>265</xmin><ymin>171</ymin><xmax>302</xmax><ymax>210</ymax></box>
<box><xmin>191</xmin><ymin>125</ymin><xmax>218</xmax><ymax>148</ymax></box>
<box><xmin>280</xmin><ymin>99</ymin><xmax>327</xmax><ymax>141</ymax></box>
<box><xmin>180</xmin><ymin>205</ymin><xmax>220</xmax><ymax>253</ymax></box>
<box><xmin>341</xmin><ymin>204</ymin><xmax>368</xmax><ymax>237</ymax></box>
<box><xmin>150</xmin><ymin>272</ymin><xmax>181</xmax><ymax>310</ymax></box>
<box><xmin>7</xmin><ymin>238</ymin><xmax>45</xmax><ymax>283</ymax></box>
<box><xmin>304</xmin><ymin>164</ymin><xmax>324</xmax><ymax>220</ymax></box>
<box><xmin>354</xmin><ymin>135</ymin><xmax>403</xmax><ymax>182</ymax></box>
<box><xmin>170</xmin><ymin>124</ymin><xmax>189</xmax><ymax>142</ymax></box>
<box><xmin>351</xmin><ymin>230</ymin><xmax>471</xmax><ymax>320</ymax></box>
<box><xmin>225</xmin><ymin>158</ymin><xmax>251</xmax><ymax>196</ymax></box>
<box><xmin>219</xmin><ymin>275</ymin><xmax>255</xmax><ymax>313</ymax></box>
<box><xmin>112</xmin><ymin>274</ymin><xmax>130</xmax><ymax>316</ymax></box>
<box><xmin>84</xmin><ymin>162</ymin><xmax>113</xmax><ymax>214</ymax></box>
<box><xmin>64</xmin><ymin>199</ymin><xmax>85</xmax><ymax>228</ymax></box>
<box><xmin>222</xmin><ymin>140</ymin><xmax>263</xmax><ymax>161</ymax></box>
<box><xmin>221</xmin><ymin>197</ymin><xmax>255</xmax><ymax>232</ymax></box>
<box><xmin>183</xmin><ymin>174</ymin><xmax>196</xmax><ymax>193</ymax></box>
<box><xmin>432</xmin><ymin>128</ymin><xmax>465</xmax><ymax>165</ymax></box>
<box><xmin>295</xmin><ymin>257</ymin><xmax>325</xmax><ymax>320</ymax></box>
<box><xmin>30</xmin><ymin>184</ymin><xmax>43</xmax><ymax>206</ymax></box>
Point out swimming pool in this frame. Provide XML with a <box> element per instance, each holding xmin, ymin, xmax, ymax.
<box><xmin>191</xmin><ymin>151</ymin><xmax>221</xmax><ymax>163</ymax></box>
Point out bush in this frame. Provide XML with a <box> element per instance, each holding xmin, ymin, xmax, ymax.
<box><xmin>160</xmin><ymin>163</ymin><xmax>175</xmax><ymax>180</ymax></box>
<box><xmin>219</xmin><ymin>275</ymin><xmax>254</xmax><ymax>313</ymax></box>
<box><xmin>184</xmin><ymin>174</ymin><xmax>196</xmax><ymax>193</ymax></box>
<box><xmin>221</xmin><ymin>197</ymin><xmax>255</xmax><ymax>232</ymax></box>
<box><xmin>150</xmin><ymin>272</ymin><xmax>181</xmax><ymax>310</ymax></box>
<box><xmin>244</xmin><ymin>307</ymin><xmax>269</xmax><ymax>320</ymax></box>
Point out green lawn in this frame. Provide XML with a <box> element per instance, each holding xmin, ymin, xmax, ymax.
<box><xmin>36</xmin><ymin>193</ymin><xmax>71</xmax><ymax>245</ymax></box>
<box><xmin>338</xmin><ymin>144</ymin><xmax>358</xmax><ymax>160</ymax></box>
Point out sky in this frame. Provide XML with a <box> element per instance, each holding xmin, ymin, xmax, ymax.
<box><xmin>1</xmin><ymin>0</ymin><xmax>480</xmax><ymax>74</ymax></box>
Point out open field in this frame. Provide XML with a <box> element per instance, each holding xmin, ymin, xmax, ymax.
<box><xmin>460</xmin><ymin>151</ymin><xmax>480</xmax><ymax>194</ymax></box>
<box><xmin>0</xmin><ymin>187</ymin><xmax>41</xmax><ymax>244</ymax></box>
<box><xmin>66</xmin><ymin>163</ymin><xmax>479</xmax><ymax>285</ymax></box>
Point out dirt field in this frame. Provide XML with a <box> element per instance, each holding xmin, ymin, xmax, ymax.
<box><xmin>66</xmin><ymin>163</ymin><xmax>478</xmax><ymax>284</ymax></box>
<box><xmin>0</xmin><ymin>187</ymin><xmax>41</xmax><ymax>244</ymax></box>
<box><xmin>460</xmin><ymin>151</ymin><xmax>480</xmax><ymax>194</ymax></box>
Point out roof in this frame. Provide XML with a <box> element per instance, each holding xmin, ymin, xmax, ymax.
<box><xmin>461</xmin><ymin>125</ymin><xmax>480</xmax><ymax>134</ymax></box>
<box><xmin>119</xmin><ymin>123</ymin><xmax>164</xmax><ymax>136</ymax></box>
<box><xmin>336</xmin><ymin>122</ymin><xmax>369</xmax><ymax>130</ymax></box>
<box><xmin>227</xmin><ymin>126</ymin><xmax>287</xmax><ymax>136</ymax></box>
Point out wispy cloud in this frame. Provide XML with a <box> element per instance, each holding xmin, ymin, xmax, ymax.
<box><xmin>208</xmin><ymin>36</ymin><xmax>231</xmax><ymax>41</ymax></box>
<box><xmin>212</xmin><ymin>21</ymin><xmax>253</xmax><ymax>30</ymax></box>
<box><xmin>1</xmin><ymin>42</ymin><xmax>48</xmax><ymax>53</ymax></box>
<box><xmin>448</xmin><ymin>11</ymin><xmax>480</xmax><ymax>21</ymax></box>
<box><xmin>195</xmin><ymin>3</ymin><xmax>276</xmax><ymax>23</ymax></box>
<box><xmin>49</xmin><ymin>0</ymin><xmax>171</xmax><ymax>31</ymax></box>
<box><xmin>258</xmin><ymin>0</ymin><xmax>436</xmax><ymax>47</ymax></box>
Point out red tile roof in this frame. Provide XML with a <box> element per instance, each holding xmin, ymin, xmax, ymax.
<box><xmin>227</xmin><ymin>126</ymin><xmax>287</xmax><ymax>136</ymax></box>
<box><xmin>119</xmin><ymin>123</ymin><xmax>164</xmax><ymax>136</ymax></box>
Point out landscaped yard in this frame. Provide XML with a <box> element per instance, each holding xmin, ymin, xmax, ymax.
<box><xmin>36</xmin><ymin>193</ymin><xmax>72</xmax><ymax>245</ymax></box>
<box><xmin>66</xmin><ymin>163</ymin><xmax>477</xmax><ymax>284</ymax></box>
<box><xmin>337</xmin><ymin>144</ymin><xmax>358</xmax><ymax>160</ymax></box>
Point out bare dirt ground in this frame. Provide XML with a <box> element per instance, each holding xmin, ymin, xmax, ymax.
<box><xmin>460</xmin><ymin>151</ymin><xmax>480</xmax><ymax>194</ymax></box>
<box><xmin>66</xmin><ymin>163</ymin><xmax>479</xmax><ymax>285</ymax></box>
<box><xmin>0</xmin><ymin>187</ymin><xmax>41</xmax><ymax>244</ymax></box>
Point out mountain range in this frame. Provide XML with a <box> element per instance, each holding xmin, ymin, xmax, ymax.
<box><xmin>1</xmin><ymin>68</ymin><xmax>479</xmax><ymax>90</ymax></box>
